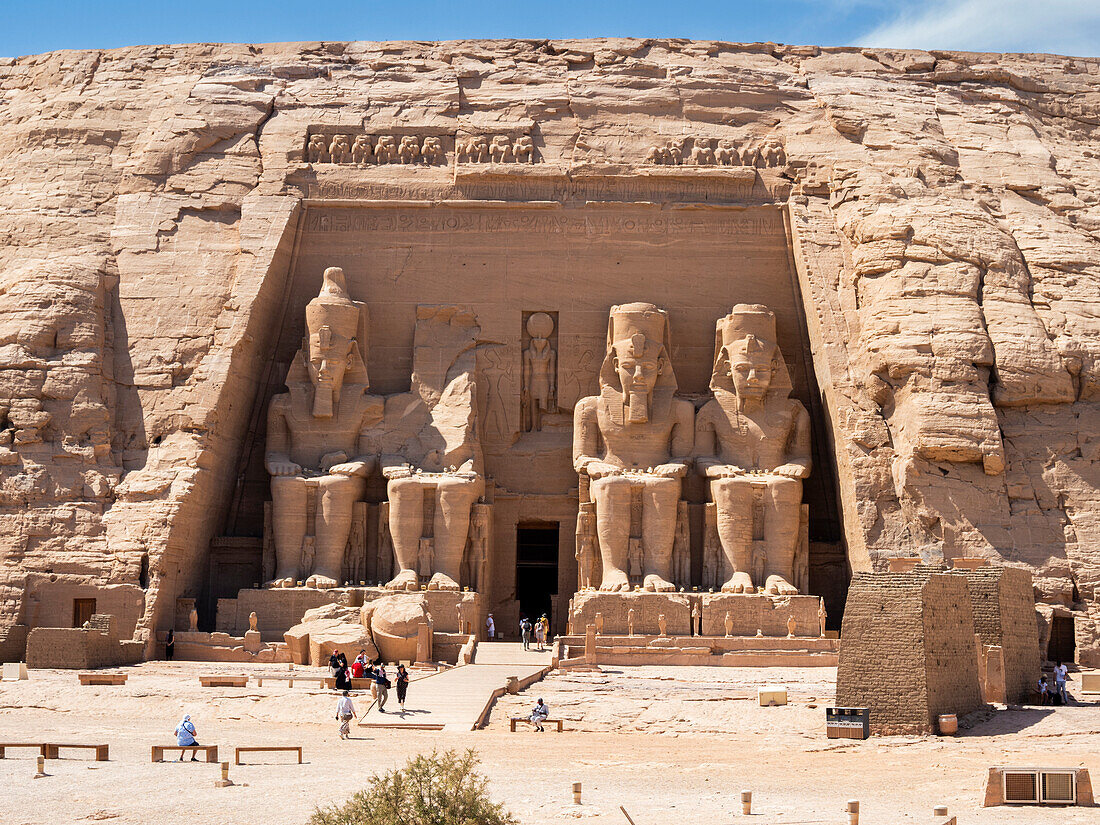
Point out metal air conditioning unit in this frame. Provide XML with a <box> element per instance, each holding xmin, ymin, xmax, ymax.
<box><xmin>1002</xmin><ymin>769</ymin><xmax>1077</xmax><ymax>805</ymax></box>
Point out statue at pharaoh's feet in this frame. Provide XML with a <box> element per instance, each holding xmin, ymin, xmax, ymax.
<box><xmin>379</xmin><ymin>306</ymin><xmax>486</xmax><ymax>592</ymax></box>
<box><xmin>265</xmin><ymin>267</ymin><xmax>383</xmax><ymax>588</ymax></box>
<box><xmin>573</xmin><ymin>303</ymin><xmax>694</xmax><ymax>592</ymax></box>
<box><xmin>695</xmin><ymin>304</ymin><xmax>811</xmax><ymax>596</ymax></box>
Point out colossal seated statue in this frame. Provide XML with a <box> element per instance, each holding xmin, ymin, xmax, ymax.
<box><xmin>695</xmin><ymin>304</ymin><xmax>811</xmax><ymax>595</ymax></box>
<box><xmin>572</xmin><ymin>303</ymin><xmax>694</xmax><ymax>592</ymax></box>
<box><xmin>265</xmin><ymin>267</ymin><xmax>383</xmax><ymax>588</ymax></box>
<box><xmin>378</xmin><ymin>306</ymin><xmax>486</xmax><ymax>592</ymax></box>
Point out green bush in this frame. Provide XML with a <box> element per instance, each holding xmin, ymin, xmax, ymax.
<box><xmin>308</xmin><ymin>749</ymin><xmax>517</xmax><ymax>825</ymax></box>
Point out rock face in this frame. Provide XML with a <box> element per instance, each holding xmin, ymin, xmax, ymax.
<box><xmin>0</xmin><ymin>39</ymin><xmax>1098</xmax><ymax>664</ymax></box>
<box><xmin>283</xmin><ymin>602</ymin><xmax>378</xmax><ymax>666</ymax></box>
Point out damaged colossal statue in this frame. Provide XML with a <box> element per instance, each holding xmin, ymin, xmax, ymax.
<box><xmin>572</xmin><ymin>303</ymin><xmax>694</xmax><ymax>592</ymax></box>
<box><xmin>695</xmin><ymin>305</ymin><xmax>811</xmax><ymax>595</ymax></box>
<box><xmin>265</xmin><ymin>267</ymin><xmax>383</xmax><ymax>588</ymax></box>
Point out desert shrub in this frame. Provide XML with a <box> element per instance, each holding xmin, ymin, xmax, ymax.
<box><xmin>308</xmin><ymin>749</ymin><xmax>517</xmax><ymax>825</ymax></box>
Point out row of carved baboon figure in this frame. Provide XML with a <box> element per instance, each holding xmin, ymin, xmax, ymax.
<box><xmin>645</xmin><ymin>137</ymin><xmax>786</xmax><ymax>167</ymax></box>
<box><xmin>306</xmin><ymin>133</ymin><xmax>538</xmax><ymax>165</ymax></box>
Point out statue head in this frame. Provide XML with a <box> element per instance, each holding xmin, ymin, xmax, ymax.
<box><xmin>600</xmin><ymin>302</ymin><xmax>676</xmax><ymax>424</ymax></box>
<box><xmin>299</xmin><ymin>266</ymin><xmax>369</xmax><ymax>417</ymax></box>
<box><xmin>711</xmin><ymin>304</ymin><xmax>792</xmax><ymax>406</ymax></box>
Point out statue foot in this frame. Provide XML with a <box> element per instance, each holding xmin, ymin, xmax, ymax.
<box><xmin>721</xmin><ymin>572</ymin><xmax>754</xmax><ymax>593</ymax></box>
<box><xmin>305</xmin><ymin>573</ymin><xmax>339</xmax><ymax>589</ymax></box>
<box><xmin>765</xmin><ymin>574</ymin><xmax>799</xmax><ymax>596</ymax></box>
<box><xmin>386</xmin><ymin>570</ymin><xmax>419</xmax><ymax>591</ymax></box>
<box><xmin>598</xmin><ymin>571</ymin><xmax>631</xmax><ymax>592</ymax></box>
<box><xmin>643</xmin><ymin>574</ymin><xmax>675</xmax><ymax>593</ymax></box>
<box><xmin>266</xmin><ymin>573</ymin><xmax>297</xmax><ymax>589</ymax></box>
<box><xmin>427</xmin><ymin>572</ymin><xmax>461</xmax><ymax>592</ymax></box>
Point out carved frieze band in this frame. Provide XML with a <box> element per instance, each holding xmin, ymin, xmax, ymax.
<box><xmin>645</xmin><ymin>137</ymin><xmax>786</xmax><ymax>167</ymax></box>
<box><xmin>306</xmin><ymin>131</ymin><xmax>539</xmax><ymax>166</ymax></box>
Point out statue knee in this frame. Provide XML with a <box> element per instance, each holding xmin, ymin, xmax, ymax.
<box><xmin>769</xmin><ymin>477</ymin><xmax>802</xmax><ymax>504</ymax></box>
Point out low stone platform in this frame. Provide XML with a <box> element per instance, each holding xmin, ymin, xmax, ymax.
<box><xmin>559</xmin><ymin>633</ymin><xmax>838</xmax><ymax>667</ymax></box>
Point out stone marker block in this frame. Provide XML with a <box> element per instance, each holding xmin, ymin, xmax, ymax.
<box><xmin>758</xmin><ymin>686</ymin><xmax>787</xmax><ymax>706</ymax></box>
<box><xmin>3</xmin><ymin>661</ymin><xmax>29</xmax><ymax>680</ymax></box>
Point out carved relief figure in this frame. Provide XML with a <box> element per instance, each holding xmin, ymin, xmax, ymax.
<box><xmin>695</xmin><ymin>305</ymin><xmax>811</xmax><ymax>596</ymax></box>
<box><xmin>672</xmin><ymin>500</ymin><xmax>691</xmax><ymax>588</ymax></box>
<box><xmin>572</xmin><ymin>303</ymin><xmax>694</xmax><ymax>592</ymax></box>
<box><xmin>421</xmin><ymin>136</ymin><xmax>445</xmax><ymax>165</ymax></box>
<box><xmin>374</xmin><ymin>135</ymin><xmax>397</xmax><ymax>164</ymax></box>
<box><xmin>668</xmin><ymin>138</ymin><xmax>686</xmax><ymax>165</ymax></box>
<box><xmin>307</xmin><ymin>134</ymin><xmax>329</xmax><ymax>164</ymax></box>
<box><xmin>522</xmin><ymin>312</ymin><xmax>557</xmax><ymax>433</ymax></box>
<box><xmin>329</xmin><ymin>135</ymin><xmax>351</xmax><ymax>164</ymax></box>
<box><xmin>489</xmin><ymin>135</ymin><xmax>513</xmax><ymax>163</ymax></box>
<box><xmin>463</xmin><ymin>136</ymin><xmax>489</xmax><ymax>163</ymax></box>
<box><xmin>351</xmin><ymin>135</ymin><xmax>373</xmax><ymax>165</ymax></box>
<box><xmin>715</xmin><ymin>139</ymin><xmax>737</xmax><ymax>166</ymax></box>
<box><xmin>398</xmin><ymin>136</ymin><xmax>421</xmax><ymax>164</ymax></box>
<box><xmin>513</xmin><ymin>135</ymin><xmax>535</xmax><ymax>163</ymax></box>
<box><xmin>575</xmin><ymin>505</ymin><xmax>597</xmax><ymax>590</ymax></box>
<box><xmin>691</xmin><ymin>138</ymin><xmax>715</xmax><ymax>165</ymax></box>
<box><xmin>265</xmin><ymin>267</ymin><xmax>383</xmax><ymax>588</ymax></box>
<box><xmin>379</xmin><ymin>307</ymin><xmax>485</xmax><ymax>592</ymax></box>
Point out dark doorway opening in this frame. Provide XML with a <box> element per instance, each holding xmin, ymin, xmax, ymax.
<box><xmin>1048</xmin><ymin>615</ymin><xmax>1076</xmax><ymax>663</ymax></box>
<box><xmin>73</xmin><ymin>598</ymin><xmax>96</xmax><ymax>628</ymax></box>
<box><xmin>516</xmin><ymin>524</ymin><xmax>559</xmax><ymax>633</ymax></box>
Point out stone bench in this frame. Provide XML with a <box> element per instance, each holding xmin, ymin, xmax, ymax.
<box><xmin>510</xmin><ymin>717</ymin><xmax>563</xmax><ymax>732</ymax></box>
<box><xmin>78</xmin><ymin>672</ymin><xmax>127</xmax><ymax>686</ymax></box>
<box><xmin>198</xmin><ymin>675</ymin><xmax>249</xmax><ymax>688</ymax></box>
<box><xmin>235</xmin><ymin>745</ymin><xmax>302</xmax><ymax>765</ymax></box>
<box><xmin>322</xmin><ymin>677</ymin><xmax>376</xmax><ymax>690</ymax></box>
<box><xmin>0</xmin><ymin>743</ymin><xmax>46</xmax><ymax>758</ymax></box>
<box><xmin>151</xmin><ymin>744</ymin><xmax>219</xmax><ymax>762</ymax></box>
<box><xmin>255</xmin><ymin>674</ymin><xmax>325</xmax><ymax>688</ymax></box>
<box><xmin>43</xmin><ymin>743</ymin><xmax>109</xmax><ymax>761</ymax></box>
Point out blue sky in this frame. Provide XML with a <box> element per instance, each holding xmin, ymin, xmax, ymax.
<box><xmin>1</xmin><ymin>1</ymin><xmax>1098</xmax><ymax>58</ymax></box>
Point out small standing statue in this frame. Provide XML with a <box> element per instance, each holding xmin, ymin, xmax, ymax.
<box><xmin>724</xmin><ymin>611</ymin><xmax>734</xmax><ymax>638</ymax></box>
<box><xmin>248</xmin><ymin>612</ymin><xmax>258</xmax><ymax>633</ymax></box>
<box><xmin>576</xmin><ymin>508</ymin><xmax>597</xmax><ymax>590</ymax></box>
<box><xmin>787</xmin><ymin>615</ymin><xmax>797</xmax><ymax>638</ymax></box>
<box><xmin>658</xmin><ymin>613</ymin><xmax>668</xmax><ymax>637</ymax></box>
<box><xmin>691</xmin><ymin>601</ymin><xmax>701</xmax><ymax>636</ymax></box>
<box><xmin>818</xmin><ymin>599</ymin><xmax>827</xmax><ymax>637</ymax></box>
<box><xmin>628</xmin><ymin>608</ymin><xmax>636</xmax><ymax>637</ymax></box>
<box><xmin>595</xmin><ymin>612</ymin><xmax>604</xmax><ymax>635</ymax></box>
<box><xmin>522</xmin><ymin>312</ymin><xmax>557</xmax><ymax>432</ymax></box>
<box><xmin>188</xmin><ymin>607</ymin><xmax>198</xmax><ymax>632</ymax></box>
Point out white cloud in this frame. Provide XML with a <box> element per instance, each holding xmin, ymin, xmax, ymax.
<box><xmin>858</xmin><ymin>0</ymin><xmax>1100</xmax><ymax>57</ymax></box>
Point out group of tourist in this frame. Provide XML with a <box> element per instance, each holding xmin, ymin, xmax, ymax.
<box><xmin>327</xmin><ymin>649</ymin><xmax>411</xmax><ymax>738</ymax></box>
<box><xmin>1037</xmin><ymin>661</ymin><xmax>1072</xmax><ymax>705</ymax></box>
<box><xmin>519</xmin><ymin>614</ymin><xmax>550</xmax><ymax>651</ymax></box>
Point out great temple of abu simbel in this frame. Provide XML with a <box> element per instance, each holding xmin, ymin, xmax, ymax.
<box><xmin>1</xmin><ymin>39</ymin><xmax>1098</xmax><ymax>681</ymax></box>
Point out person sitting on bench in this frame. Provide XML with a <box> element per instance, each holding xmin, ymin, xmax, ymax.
<box><xmin>174</xmin><ymin>714</ymin><xmax>201</xmax><ymax>761</ymax></box>
<box><xmin>528</xmin><ymin>698</ymin><xmax>550</xmax><ymax>732</ymax></box>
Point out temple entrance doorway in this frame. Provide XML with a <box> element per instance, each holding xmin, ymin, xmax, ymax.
<box><xmin>1048</xmin><ymin>615</ymin><xmax>1076</xmax><ymax>663</ymax></box>
<box><xmin>516</xmin><ymin>524</ymin><xmax>559</xmax><ymax>634</ymax></box>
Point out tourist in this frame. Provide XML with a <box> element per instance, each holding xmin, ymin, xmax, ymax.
<box><xmin>396</xmin><ymin>664</ymin><xmax>410</xmax><ymax>711</ymax></box>
<box><xmin>165</xmin><ymin>629</ymin><xmax>174</xmax><ymax>661</ymax></box>
<box><xmin>1038</xmin><ymin>675</ymin><xmax>1051</xmax><ymax>704</ymax></box>
<box><xmin>328</xmin><ymin>650</ymin><xmax>341</xmax><ymax>677</ymax></box>
<box><xmin>365</xmin><ymin>663</ymin><xmax>378</xmax><ymax>701</ymax></box>
<box><xmin>336</xmin><ymin>650</ymin><xmax>349</xmax><ymax>671</ymax></box>
<box><xmin>521</xmin><ymin>617</ymin><xmax>532</xmax><ymax>650</ymax></box>
<box><xmin>373</xmin><ymin>665</ymin><xmax>391</xmax><ymax>712</ymax></box>
<box><xmin>528</xmin><ymin>697</ymin><xmax>550</xmax><ymax>732</ymax></box>
<box><xmin>336</xmin><ymin>690</ymin><xmax>356</xmax><ymax>739</ymax></box>
<box><xmin>1054</xmin><ymin>661</ymin><xmax>1069</xmax><ymax>704</ymax></box>
<box><xmin>536</xmin><ymin>615</ymin><xmax>549</xmax><ymax>651</ymax></box>
<box><xmin>486</xmin><ymin>613</ymin><xmax>495</xmax><ymax>641</ymax></box>
<box><xmin>174</xmin><ymin>714</ymin><xmax>200</xmax><ymax>761</ymax></box>
<box><xmin>334</xmin><ymin>661</ymin><xmax>352</xmax><ymax>691</ymax></box>
<box><xmin>352</xmin><ymin>650</ymin><xmax>366</xmax><ymax>678</ymax></box>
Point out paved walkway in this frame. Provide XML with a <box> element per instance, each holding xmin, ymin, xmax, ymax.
<box><xmin>357</xmin><ymin>643</ymin><xmax>552</xmax><ymax>731</ymax></box>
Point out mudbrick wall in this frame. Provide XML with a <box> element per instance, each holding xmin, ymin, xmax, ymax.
<box><xmin>0</xmin><ymin>39</ymin><xmax>1098</xmax><ymax>661</ymax></box>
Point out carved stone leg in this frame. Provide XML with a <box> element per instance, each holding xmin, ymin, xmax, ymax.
<box><xmin>711</xmin><ymin>477</ymin><xmax>754</xmax><ymax>593</ymax></box>
<box><xmin>269</xmin><ymin>476</ymin><xmax>307</xmax><ymax>587</ymax></box>
<box><xmin>307</xmin><ymin>474</ymin><xmax>366</xmax><ymax>589</ymax></box>
<box><xmin>385</xmin><ymin>477</ymin><xmax>423</xmax><ymax>590</ymax></box>
<box><xmin>430</xmin><ymin>475</ymin><xmax>484</xmax><ymax>591</ymax></box>
<box><xmin>763</xmin><ymin>477</ymin><xmax>802</xmax><ymax>596</ymax></box>
<box><xmin>591</xmin><ymin>476</ymin><xmax>631</xmax><ymax>591</ymax></box>
<box><xmin>640</xmin><ymin>477</ymin><xmax>679</xmax><ymax>592</ymax></box>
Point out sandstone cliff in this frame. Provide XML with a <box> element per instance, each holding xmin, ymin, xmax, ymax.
<box><xmin>0</xmin><ymin>39</ymin><xmax>1097</xmax><ymax>662</ymax></box>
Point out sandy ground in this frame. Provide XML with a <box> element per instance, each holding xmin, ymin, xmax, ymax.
<box><xmin>0</xmin><ymin>661</ymin><xmax>1096</xmax><ymax>825</ymax></box>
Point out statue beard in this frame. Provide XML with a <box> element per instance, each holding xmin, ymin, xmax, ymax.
<box><xmin>626</xmin><ymin>390</ymin><xmax>649</xmax><ymax>424</ymax></box>
<box><xmin>312</xmin><ymin>378</ymin><xmax>334</xmax><ymax>418</ymax></box>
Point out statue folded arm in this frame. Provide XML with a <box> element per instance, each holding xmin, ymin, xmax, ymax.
<box><xmin>774</xmin><ymin>404</ymin><xmax>812</xmax><ymax>479</ymax></box>
<box><xmin>264</xmin><ymin>396</ymin><xmax>301</xmax><ymax>476</ymax></box>
<box><xmin>693</xmin><ymin>401</ymin><xmax>742</xmax><ymax>477</ymax></box>
<box><xmin>572</xmin><ymin>397</ymin><xmax>617</xmax><ymax>478</ymax></box>
<box><xmin>653</xmin><ymin>398</ymin><xmax>695</xmax><ymax>477</ymax></box>
<box><xmin>328</xmin><ymin>400</ymin><xmax>385</xmax><ymax>477</ymax></box>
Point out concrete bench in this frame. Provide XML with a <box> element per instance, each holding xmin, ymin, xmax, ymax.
<box><xmin>256</xmin><ymin>674</ymin><xmax>325</xmax><ymax>688</ymax></box>
<box><xmin>151</xmin><ymin>744</ymin><xmax>219</xmax><ymax>762</ymax></box>
<box><xmin>199</xmin><ymin>675</ymin><xmax>249</xmax><ymax>688</ymax></box>
<box><xmin>510</xmin><ymin>717</ymin><xmax>563</xmax><ymax>732</ymax></box>
<box><xmin>78</xmin><ymin>672</ymin><xmax>127</xmax><ymax>686</ymax></box>
<box><xmin>0</xmin><ymin>743</ymin><xmax>46</xmax><ymax>758</ymax></box>
<box><xmin>235</xmin><ymin>745</ymin><xmax>302</xmax><ymax>765</ymax></box>
<box><xmin>43</xmin><ymin>743</ymin><xmax>109</xmax><ymax>761</ymax></box>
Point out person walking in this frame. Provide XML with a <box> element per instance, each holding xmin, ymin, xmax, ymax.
<box><xmin>336</xmin><ymin>690</ymin><xmax>356</xmax><ymax>739</ymax></box>
<box><xmin>165</xmin><ymin>629</ymin><xmax>174</xmax><ymax>661</ymax></box>
<box><xmin>521</xmin><ymin>618</ymin><xmax>532</xmax><ymax>651</ymax></box>
<box><xmin>174</xmin><ymin>714</ymin><xmax>201</xmax><ymax>761</ymax></box>
<box><xmin>1038</xmin><ymin>675</ymin><xmax>1051</xmax><ymax>705</ymax></box>
<box><xmin>486</xmin><ymin>613</ymin><xmax>495</xmax><ymax>641</ymax></box>
<box><xmin>1054</xmin><ymin>661</ymin><xmax>1070</xmax><ymax>704</ymax></box>
<box><xmin>528</xmin><ymin>698</ymin><xmax>550</xmax><ymax>732</ymax></box>
<box><xmin>534</xmin><ymin>616</ymin><xmax>547</xmax><ymax>651</ymax></box>
<box><xmin>328</xmin><ymin>650</ymin><xmax>341</xmax><ymax>678</ymax></box>
<box><xmin>396</xmin><ymin>664</ymin><xmax>410</xmax><ymax>712</ymax></box>
<box><xmin>373</xmin><ymin>665</ymin><xmax>391</xmax><ymax>712</ymax></box>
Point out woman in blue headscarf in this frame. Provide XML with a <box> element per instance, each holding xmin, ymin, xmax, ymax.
<box><xmin>174</xmin><ymin>714</ymin><xmax>200</xmax><ymax>761</ymax></box>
